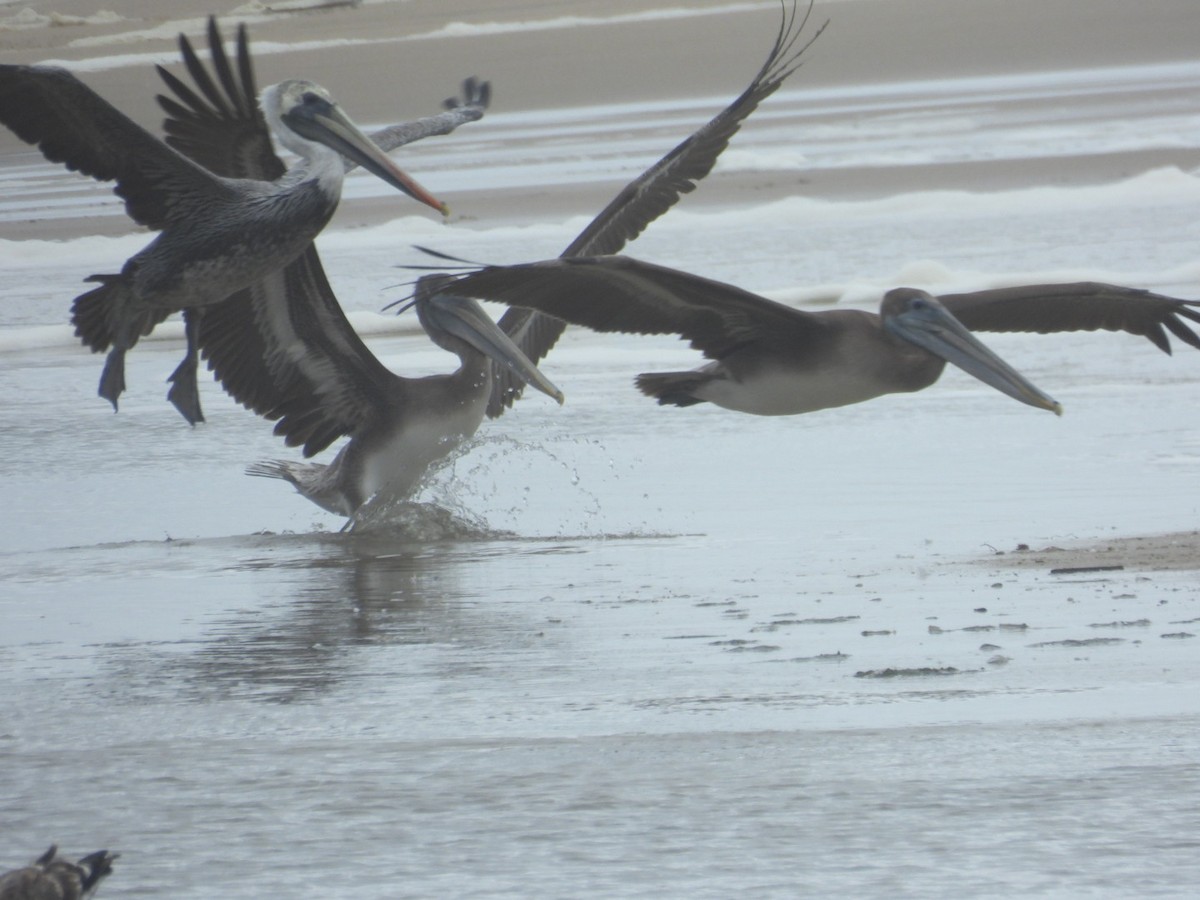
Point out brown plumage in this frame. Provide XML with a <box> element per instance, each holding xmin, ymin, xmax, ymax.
<box><xmin>0</xmin><ymin>846</ymin><xmax>117</xmax><ymax>900</ymax></box>
<box><xmin>442</xmin><ymin>254</ymin><xmax>1200</xmax><ymax>415</ymax></box>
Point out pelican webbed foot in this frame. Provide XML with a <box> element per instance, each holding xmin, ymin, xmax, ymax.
<box><xmin>167</xmin><ymin>312</ymin><xmax>205</xmax><ymax>424</ymax></box>
<box><xmin>166</xmin><ymin>355</ymin><xmax>204</xmax><ymax>425</ymax></box>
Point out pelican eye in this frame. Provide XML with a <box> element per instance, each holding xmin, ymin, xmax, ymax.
<box><xmin>301</xmin><ymin>91</ymin><xmax>323</xmax><ymax>106</ymax></box>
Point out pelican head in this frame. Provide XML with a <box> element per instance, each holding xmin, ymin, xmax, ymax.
<box><xmin>261</xmin><ymin>79</ymin><xmax>448</xmax><ymax>215</ymax></box>
<box><xmin>417</xmin><ymin>290</ymin><xmax>565</xmax><ymax>406</ymax></box>
<box><xmin>882</xmin><ymin>287</ymin><xmax>1063</xmax><ymax>415</ymax></box>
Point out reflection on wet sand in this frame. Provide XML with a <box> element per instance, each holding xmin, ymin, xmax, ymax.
<box><xmin>92</xmin><ymin>519</ymin><xmax>585</xmax><ymax>705</ymax></box>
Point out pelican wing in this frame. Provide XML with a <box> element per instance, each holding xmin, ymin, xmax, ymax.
<box><xmin>156</xmin><ymin>17</ymin><xmax>284</xmax><ymax>181</ymax></box>
<box><xmin>366</xmin><ymin>77</ymin><xmax>491</xmax><ymax>155</ymax></box>
<box><xmin>199</xmin><ymin>252</ymin><xmax>399</xmax><ymax>456</ymax></box>
<box><xmin>454</xmin><ymin>255</ymin><xmax>830</xmax><ymax>360</ymax></box>
<box><xmin>156</xmin><ymin>20</ymin><xmax>490</xmax><ymax>177</ymax></box>
<box><xmin>488</xmin><ymin>2</ymin><xmax>828</xmax><ymax>416</ymax></box>
<box><xmin>154</xmin><ymin>17</ymin><xmax>490</xmax><ymax>454</ymax></box>
<box><xmin>0</xmin><ymin>63</ymin><xmax>232</xmax><ymax>230</ymax></box>
<box><xmin>564</xmin><ymin>6</ymin><xmax>823</xmax><ymax>260</ymax></box>
<box><xmin>939</xmin><ymin>282</ymin><xmax>1200</xmax><ymax>354</ymax></box>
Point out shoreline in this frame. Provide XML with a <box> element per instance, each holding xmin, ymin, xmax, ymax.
<box><xmin>3</xmin><ymin>0</ymin><xmax>1199</xmax><ymax>240</ymax></box>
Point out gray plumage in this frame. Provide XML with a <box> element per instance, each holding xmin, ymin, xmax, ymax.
<box><xmin>153</xmin><ymin>17</ymin><xmax>490</xmax><ymax>424</ymax></box>
<box><xmin>0</xmin><ymin>24</ymin><xmax>445</xmax><ymax>415</ymax></box>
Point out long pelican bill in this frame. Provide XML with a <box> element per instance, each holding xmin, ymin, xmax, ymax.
<box><xmin>285</xmin><ymin>97</ymin><xmax>449</xmax><ymax>216</ymax></box>
<box><xmin>886</xmin><ymin>293</ymin><xmax>1064</xmax><ymax>415</ymax></box>
<box><xmin>425</xmin><ymin>293</ymin><xmax>565</xmax><ymax>405</ymax></box>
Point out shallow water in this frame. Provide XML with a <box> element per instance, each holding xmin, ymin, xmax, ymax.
<box><xmin>4</xmin><ymin>326</ymin><xmax>1200</xmax><ymax>896</ymax></box>
<box><xmin>2</xmin><ymin>3</ymin><xmax>1200</xmax><ymax>897</ymax></box>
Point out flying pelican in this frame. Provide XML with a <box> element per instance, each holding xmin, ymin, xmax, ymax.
<box><xmin>481</xmin><ymin>1</ymin><xmax>826</xmax><ymax>419</ymax></box>
<box><xmin>0</xmin><ymin>845</ymin><xmax>118</xmax><ymax>900</ymax></box>
<box><xmin>439</xmin><ymin>254</ymin><xmax>1200</xmax><ymax>415</ymax></box>
<box><xmin>0</xmin><ymin>40</ymin><xmax>446</xmax><ymax>415</ymax></box>
<box><xmin>160</xmin><ymin>4</ymin><xmax>822</xmax><ymax>518</ymax></box>
<box><xmin>153</xmin><ymin>17</ymin><xmax>491</xmax><ymax>424</ymax></box>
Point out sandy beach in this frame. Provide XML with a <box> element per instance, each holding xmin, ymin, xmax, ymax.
<box><xmin>4</xmin><ymin>0</ymin><xmax>1200</xmax><ymax>232</ymax></box>
<box><xmin>2</xmin><ymin>2</ymin><xmax>1200</xmax><ymax>896</ymax></box>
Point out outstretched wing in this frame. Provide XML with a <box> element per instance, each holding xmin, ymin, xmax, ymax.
<box><xmin>939</xmin><ymin>282</ymin><xmax>1200</xmax><ymax>354</ymax></box>
<box><xmin>157</xmin><ymin>19</ymin><xmax>491</xmax><ymax>175</ymax></box>
<box><xmin>0</xmin><ymin>62</ymin><xmax>230</xmax><ymax>229</ymax></box>
<box><xmin>367</xmin><ymin>76</ymin><xmax>491</xmax><ymax>155</ymax></box>
<box><xmin>199</xmin><ymin>253</ymin><xmax>399</xmax><ymax>456</ymax></box>
<box><xmin>566</xmin><ymin>5</ymin><xmax>824</xmax><ymax>259</ymax></box>
<box><xmin>155</xmin><ymin>16</ymin><xmax>284</xmax><ymax>181</ymax></box>
<box><xmin>452</xmin><ymin>254</ymin><xmax>830</xmax><ymax>361</ymax></box>
<box><xmin>489</xmin><ymin>1</ymin><xmax>828</xmax><ymax>416</ymax></box>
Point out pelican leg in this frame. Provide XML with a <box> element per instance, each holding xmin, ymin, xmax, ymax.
<box><xmin>167</xmin><ymin>309</ymin><xmax>205</xmax><ymax>425</ymax></box>
<box><xmin>98</xmin><ymin>346</ymin><xmax>126</xmax><ymax>411</ymax></box>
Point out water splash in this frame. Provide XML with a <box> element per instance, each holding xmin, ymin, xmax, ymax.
<box><xmin>411</xmin><ymin>433</ymin><xmax>616</xmax><ymax>535</ymax></box>
<box><xmin>338</xmin><ymin>432</ymin><xmax>622</xmax><ymax>538</ymax></box>
<box><xmin>344</xmin><ymin>497</ymin><xmax>495</xmax><ymax>540</ymax></box>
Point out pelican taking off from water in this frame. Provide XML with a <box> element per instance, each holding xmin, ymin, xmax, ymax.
<box><xmin>0</xmin><ymin>845</ymin><xmax>118</xmax><ymax>900</ymax></box>
<box><xmin>440</xmin><ymin>254</ymin><xmax>1200</xmax><ymax>415</ymax></box>
<box><xmin>0</xmin><ymin>52</ymin><xmax>446</xmax><ymax>414</ymax></box>
<box><xmin>247</xmin><ymin>275</ymin><xmax>564</xmax><ymax>517</ymax></box>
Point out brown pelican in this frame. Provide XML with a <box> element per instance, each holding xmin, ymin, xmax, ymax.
<box><xmin>163</xmin><ymin>4</ymin><xmax>822</xmax><ymax>518</ymax></box>
<box><xmin>154</xmin><ymin>18</ymin><xmax>491</xmax><ymax>424</ymax></box>
<box><xmin>0</xmin><ymin>39</ymin><xmax>447</xmax><ymax>415</ymax></box>
<box><xmin>0</xmin><ymin>845</ymin><xmax>118</xmax><ymax>900</ymax></box>
<box><xmin>440</xmin><ymin>255</ymin><xmax>1200</xmax><ymax>414</ymax></box>
<box><xmin>247</xmin><ymin>275</ymin><xmax>564</xmax><ymax>517</ymax></box>
<box><xmin>482</xmin><ymin>1</ymin><xmax>826</xmax><ymax>418</ymax></box>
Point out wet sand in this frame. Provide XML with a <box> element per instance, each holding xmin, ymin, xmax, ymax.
<box><xmin>984</xmin><ymin>530</ymin><xmax>1200</xmax><ymax>572</ymax></box>
<box><xmin>3</xmin><ymin>0</ymin><xmax>1199</xmax><ymax>225</ymax></box>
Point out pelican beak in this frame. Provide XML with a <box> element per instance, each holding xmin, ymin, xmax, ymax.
<box><xmin>287</xmin><ymin>99</ymin><xmax>448</xmax><ymax>217</ymax></box>
<box><xmin>886</xmin><ymin>293</ymin><xmax>1064</xmax><ymax>415</ymax></box>
<box><xmin>421</xmin><ymin>292</ymin><xmax>565</xmax><ymax>405</ymax></box>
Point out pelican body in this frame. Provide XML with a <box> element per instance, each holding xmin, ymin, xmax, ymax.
<box><xmin>0</xmin><ymin>845</ymin><xmax>118</xmax><ymax>900</ymax></box>
<box><xmin>0</xmin><ymin>58</ymin><xmax>445</xmax><ymax>413</ymax></box>
<box><xmin>640</xmin><ymin>287</ymin><xmax>1061</xmax><ymax>415</ymax></box>
<box><xmin>442</xmin><ymin>255</ymin><xmax>1200</xmax><ymax>415</ymax></box>
<box><xmin>247</xmin><ymin>276</ymin><xmax>563</xmax><ymax>517</ymax></box>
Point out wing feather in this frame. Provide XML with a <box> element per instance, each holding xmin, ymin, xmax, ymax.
<box><xmin>0</xmin><ymin>63</ymin><xmax>229</xmax><ymax>228</ymax></box>
<box><xmin>454</xmin><ymin>255</ymin><xmax>830</xmax><ymax>360</ymax></box>
<box><xmin>940</xmin><ymin>282</ymin><xmax>1200</xmax><ymax>355</ymax></box>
